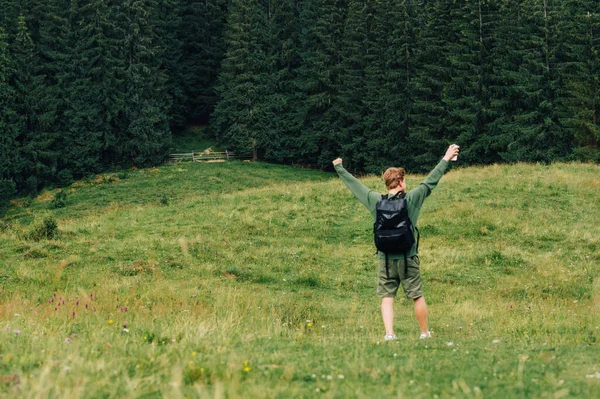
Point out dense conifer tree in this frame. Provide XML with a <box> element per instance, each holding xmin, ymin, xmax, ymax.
<box><xmin>507</xmin><ymin>0</ymin><xmax>568</xmax><ymax>163</ymax></box>
<box><xmin>0</xmin><ymin>27</ymin><xmax>23</xmax><ymax>185</ymax></box>
<box><xmin>561</xmin><ymin>2</ymin><xmax>600</xmax><ymax>162</ymax></box>
<box><xmin>409</xmin><ymin>0</ymin><xmax>456</xmax><ymax>170</ymax></box>
<box><xmin>210</xmin><ymin>0</ymin><xmax>265</xmax><ymax>156</ymax></box>
<box><xmin>179</xmin><ymin>0</ymin><xmax>228</xmax><ymax>125</ymax></box>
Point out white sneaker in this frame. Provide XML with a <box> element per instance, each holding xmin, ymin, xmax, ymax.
<box><xmin>384</xmin><ymin>334</ymin><xmax>398</xmax><ymax>341</ymax></box>
<box><xmin>419</xmin><ymin>331</ymin><xmax>431</xmax><ymax>339</ymax></box>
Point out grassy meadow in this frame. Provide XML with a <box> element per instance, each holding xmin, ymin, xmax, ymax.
<box><xmin>0</xmin><ymin>160</ymin><xmax>599</xmax><ymax>398</ymax></box>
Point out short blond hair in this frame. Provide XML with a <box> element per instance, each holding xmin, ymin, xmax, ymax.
<box><xmin>383</xmin><ymin>167</ymin><xmax>405</xmax><ymax>190</ymax></box>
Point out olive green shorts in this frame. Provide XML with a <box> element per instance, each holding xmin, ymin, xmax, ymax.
<box><xmin>376</xmin><ymin>255</ymin><xmax>423</xmax><ymax>299</ymax></box>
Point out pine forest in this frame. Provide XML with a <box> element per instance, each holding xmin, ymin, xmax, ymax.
<box><xmin>1</xmin><ymin>0</ymin><xmax>600</xmax><ymax>200</ymax></box>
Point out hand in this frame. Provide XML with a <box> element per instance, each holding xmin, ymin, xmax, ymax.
<box><xmin>443</xmin><ymin>144</ymin><xmax>460</xmax><ymax>161</ymax></box>
<box><xmin>332</xmin><ymin>158</ymin><xmax>343</xmax><ymax>166</ymax></box>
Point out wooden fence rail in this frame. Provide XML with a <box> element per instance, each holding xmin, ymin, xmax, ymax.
<box><xmin>167</xmin><ymin>151</ymin><xmax>253</xmax><ymax>163</ymax></box>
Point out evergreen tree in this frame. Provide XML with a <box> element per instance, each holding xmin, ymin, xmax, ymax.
<box><xmin>441</xmin><ymin>0</ymin><xmax>494</xmax><ymax>165</ymax></box>
<box><xmin>153</xmin><ymin>0</ymin><xmax>185</xmax><ymax>131</ymax></box>
<box><xmin>54</xmin><ymin>0</ymin><xmax>106</xmax><ymax>178</ymax></box>
<box><xmin>505</xmin><ymin>0</ymin><xmax>568</xmax><ymax>163</ymax></box>
<box><xmin>409</xmin><ymin>0</ymin><xmax>456</xmax><ymax>170</ymax></box>
<box><xmin>210</xmin><ymin>0</ymin><xmax>268</xmax><ymax>157</ymax></box>
<box><xmin>332</xmin><ymin>0</ymin><xmax>371</xmax><ymax>171</ymax></box>
<box><xmin>179</xmin><ymin>0</ymin><xmax>228</xmax><ymax>125</ymax></box>
<box><xmin>292</xmin><ymin>0</ymin><xmax>348</xmax><ymax>167</ymax></box>
<box><xmin>0</xmin><ymin>27</ymin><xmax>23</xmax><ymax>185</ymax></box>
<box><xmin>119</xmin><ymin>0</ymin><xmax>172</xmax><ymax>166</ymax></box>
<box><xmin>561</xmin><ymin>2</ymin><xmax>600</xmax><ymax>162</ymax></box>
<box><xmin>253</xmin><ymin>0</ymin><xmax>300</xmax><ymax>162</ymax></box>
<box><xmin>362</xmin><ymin>0</ymin><xmax>419</xmax><ymax>172</ymax></box>
<box><xmin>17</xmin><ymin>6</ymin><xmax>60</xmax><ymax>193</ymax></box>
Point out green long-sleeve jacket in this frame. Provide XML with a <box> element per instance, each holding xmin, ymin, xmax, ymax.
<box><xmin>334</xmin><ymin>159</ymin><xmax>449</xmax><ymax>259</ymax></box>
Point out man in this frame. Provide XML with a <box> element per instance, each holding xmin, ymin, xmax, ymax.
<box><xmin>332</xmin><ymin>144</ymin><xmax>459</xmax><ymax>341</ymax></box>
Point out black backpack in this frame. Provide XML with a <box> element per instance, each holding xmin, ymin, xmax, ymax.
<box><xmin>374</xmin><ymin>193</ymin><xmax>418</xmax><ymax>277</ymax></box>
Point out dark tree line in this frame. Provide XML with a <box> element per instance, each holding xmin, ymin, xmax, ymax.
<box><xmin>213</xmin><ymin>0</ymin><xmax>600</xmax><ymax>173</ymax></box>
<box><xmin>1</xmin><ymin>0</ymin><xmax>600</xmax><ymax>203</ymax></box>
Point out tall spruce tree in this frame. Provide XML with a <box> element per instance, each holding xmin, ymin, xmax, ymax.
<box><xmin>332</xmin><ymin>0</ymin><xmax>371</xmax><ymax>171</ymax></box>
<box><xmin>561</xmin><ymin>2</ymin><xmax>600</xmax><ymax>162</ymax></box>
<box><xmin>506</xmin><ymin>0</ymin><xmax>568</xmax><ymax>163</ymax></box>
<box><xmin>52</xmin><ymin>0</ymin><xmax>106</xmax><ymax>179</ymax></box>
<box><xmin>20</xmin><ymin>4</ymin><xmax>61</xmax><ymax>193</ymax></box>
<box><xmin>291</xmin><ymin>0</ymin><xmax>348</xmax><ymax>167</ymax></box>
<box><xmin>179</xmin><ymin>0</ymin><xmax>228</xmax><ymax>125</ymax></box>
<box><xmin>409</xmin><ymin>0</ymin><xmax>456</xmax><ymax>170</ymax></box>
<box><xmin>210</xmin><ymin>0</ymin><xmax>261</xmax><ymax>156</ymax></box>
<box><xmin>441</xmin><ymin>0</ymin><xmax>493</xmax><ymax>165</ymax></box>
<box><xmin>153</xmin><ymin>0</ymin><xmax>185</xmax><ymax>131</ymax></box>
<box><xmin>362</xmin><ymin>0</ymin><xmax>419</xmax><ymax>172</ymax></box>
<box><xmin>114</xmin><ymin>0</ymin><xmax>172</xmax><ymax>166</ymax></box>
<box><xmin>254</xmin><ymin>0</ymin><xmax>300</xmax><ymax>162</ymax></box>
<box><xmin>0</xmin><ymin>27</ymin><xmax>23</xmax><ymax>186</ymax></box>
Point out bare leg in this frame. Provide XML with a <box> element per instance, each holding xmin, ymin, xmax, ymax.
<box><xmin>413</xmin><ymin>296</ymin><xmax>428</xmax><ymax>334</ymax></box>
<box><xmin>381</xmin><ymin>297</ymin><xmax>395</xmax><ymax>335</ymax></box>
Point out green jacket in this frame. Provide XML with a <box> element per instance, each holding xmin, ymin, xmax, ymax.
<box><xmin>334</xmin><ymin>159</ymin><xmax>450</xmax><ymax>258</ymax></box>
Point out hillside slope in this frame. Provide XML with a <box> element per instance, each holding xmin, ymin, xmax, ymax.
<box><xmin>1</xmin><ymin>161</ymin><xmax>599</xmax><ymax>398</ymax></box>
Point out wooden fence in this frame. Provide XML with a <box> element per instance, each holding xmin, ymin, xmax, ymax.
<box><xmin>167</xmin><ymin>150</ymin><xmax>253</xmax><ymax>163</ymax></box>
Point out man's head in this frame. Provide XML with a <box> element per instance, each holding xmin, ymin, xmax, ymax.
<box><xmin>383</xmin><ymin>167</ymin><xmax>406</xmax><ymax>193</ymax></box>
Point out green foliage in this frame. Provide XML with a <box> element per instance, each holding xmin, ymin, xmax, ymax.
<box><xmin>23</xmin><ymin>212</ymin><xmax>58</xmax><ymax>241</ymax></box>
<box><xmin>0</xmin><ymin>178</ymin><xmax>16</xmax><ymax>203</ymax></box>
<box><xmin>49</xmin><ymin>190</ymin><xmax>67</xmax><ymax>209</ymax></box>
<box><xmin>56</xmin><ymin>169</ymin><xmax>73</xmax><ymax>188</ymax></box>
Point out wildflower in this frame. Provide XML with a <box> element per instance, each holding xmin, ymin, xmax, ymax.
<box><xmin>307</xmin><ymin>323</ymin><xmax>313</xmax><ymax>327</ymax></box>
<box><xmin>14</xmin><ymin>314</ymin><xmax>20</xmax><ymax>317</ymax></box>
<box><xmin>76</xmin><ymin>301</ymin><xmax>79</xmax><ymax>306</ymax></box>
<box><xmin>447</xmin><ymin>342</ymin><xmax>454</xmax><ymax>347</ymax></box>
<box><xmin>123</xmin><ymin>321</ymin><xmax>128</xmax><ymax>328</ymax></box>
<box><xmin>4</xmin><ymin>327</ymin><xmax>9</xmax><ymax>332</ymax></box>
<box><xmin>315</xmin><ymin>388</ymin><xmax>320</xmax><ymax>393</ymax></box>
<box><xmin>71</xmin><ymin>334</ymin><xmax>77</xmax><ymax>338</ymax></box>
<box><xmin>123</xmin><ymin>328</ymin><xmax>129</xmax><ymax>333</ymax></box>
<box><xmin>192</xmin><ymin>352</ymin><xmax>197</xmax><ymax>357</ymax></box>
<box><xmin>13</xmin><ymin>330</ymin><xmax>21</xmax><ymax>335</ymax></box>
<box><xmin>108</xmin><ymin>320</ymin><xmax>114</xmax><ymax>325</ymax></box>
<box><xmin>65</xmin><ymin>338</ymin><xmax>71</xmax><ymax>344</ymax></box>
<box><xmin>326</xmin><ymin>375</ymin><xmax>332</xmax><ymax>380</ymax></box>
<box><xmin>243</xmin><ymin>367</ymin><xmax>251</xmax><ymax>372</ymax></box>
<box><xmin>492</xmin><ymin>339</ymin><xmax>501</xmax><ymax>344</ymax></box>
<box><xmin>338</xmin><ymin>375</ymin><xmax>344</xmax><ymax>379</ymax></box>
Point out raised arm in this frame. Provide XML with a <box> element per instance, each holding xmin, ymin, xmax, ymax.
<box><xmin>406</xmin><ymin>144</ymin><xmax>459</xmax><ymax>207</ymax></box>
<box><xmin>333</xmin><ymin>158</ymin><xmax>381</xmax><ymax>212</ymax></box>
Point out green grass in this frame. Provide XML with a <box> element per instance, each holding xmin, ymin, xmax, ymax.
<box><xmin>1</xmin><ymin>161</ymin><xmax>599</xmax><ymax>398</ymax></box>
